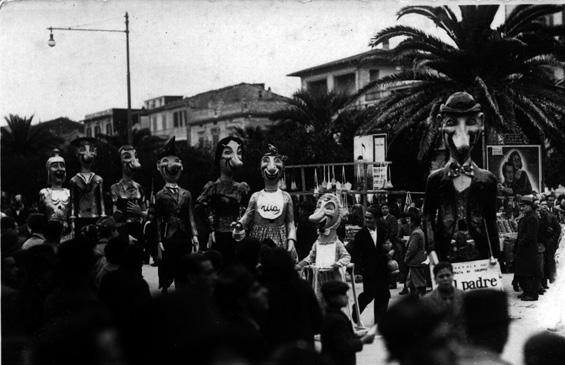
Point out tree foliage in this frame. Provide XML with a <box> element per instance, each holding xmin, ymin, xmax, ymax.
<box><xmin>354</xmin><ymin>4</ymin><xmax>565</xmax><ymax>161</ymax></box>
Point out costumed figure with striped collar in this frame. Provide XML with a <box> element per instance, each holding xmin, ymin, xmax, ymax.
<box><xmin>423</xmin><ymin>92</ymin><xmax>500</xmax><ymax>264</ymax></box>
<box><xmin>154</xmin><ymin>137</ymin><xmax>199</xmax><ymax>291</ymax></box>
<box><xmin>69</xmin><ymin>137</ymin><xmax>107</xmax><ymax>235</ymax></box>
<box><xmin>110</xmin><ymin>145</ymin><xmax>147</xmax><ymax>241</ymax></box>
<box><xmin>233</xmin><ymin>144</ymin><xmax>297</xmax><ymax>261</ymax></box>
<box><xmin>296</xmin><ymin>193</ymin><xmax>351</xmax><ymax>301</ymax></box>
<box><xmin>196</xmin><ymin>136</ymin><xmax>249</xmax><ymax>265</ymax></box>
<box><xmin>39</xmin><ymin>148</ymin><xmax>71</xmax><ymax>238</ymax></box>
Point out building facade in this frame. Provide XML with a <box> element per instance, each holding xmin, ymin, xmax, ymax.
<box><xmin>83</xmin><ymin>108</ymin><xmax>142</xmax><ymax>139</ymax></box>
<box><xmin>287</xmin><ymin>48</ymin><xmax>400</xmax><ymax>106</ymax></box>
<box><xmin>145</xmin><ymin>83</ymin><xmax>290</xmax><ymax>146</ymax></box>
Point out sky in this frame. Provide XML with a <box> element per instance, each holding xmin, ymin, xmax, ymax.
<box><xmin>0</xmin><ymin>0</ymin><xmax>506</xmax><ymax>124</ymax></box>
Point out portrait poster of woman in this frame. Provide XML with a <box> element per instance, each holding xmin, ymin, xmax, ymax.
<box><xmin>486</xmin><ymin>145</ymin><xmax>542</xmax><ymax>197</ymax></box>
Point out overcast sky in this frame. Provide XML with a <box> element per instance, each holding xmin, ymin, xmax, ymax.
<box><xmin>0</xmin><ymin>0</ymin><xmax>506</xmax><ymax>124</ymax></box>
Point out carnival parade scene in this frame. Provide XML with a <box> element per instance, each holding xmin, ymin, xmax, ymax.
<box><xmin>2</xmin><ymin>1</ymin><xmax>565</xmax><ymax>365</ymax></box>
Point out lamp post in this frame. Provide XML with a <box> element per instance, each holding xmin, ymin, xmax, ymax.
<box><xmin>48</xmin><ymin>12</ymin><xmax>132</xmax><ymax>145</ymax></box>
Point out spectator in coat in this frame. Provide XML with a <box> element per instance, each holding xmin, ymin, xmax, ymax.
<box><xmin>380</xmin><ymin>203</ymin><xmax>402</xmax><ymax>288</ymax></box>
<box><xmin>538</xmin><ymin>201</ymin><xmax>561</xmax><ymax>285</ymax></box>
<box><xmin>320</xmin><ymin>281</ymin><xmax>375</xmax><ymax>365</ymax></box>
<box><xmin>346</xmin><ymin>206</ymin><xmax>390</xmax><ymax>328</ymax></box>
<box><xmin>404</xmin><ymin>210</ymin><xmax>428</xmax><ymax>297</ymax></box>
<box><xmin>515</xmin><ymin>195</ymin><xmax>541</xmax><ymax>301</ymax></box>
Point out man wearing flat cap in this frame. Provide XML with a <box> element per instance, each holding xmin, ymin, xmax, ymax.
<box><xmin>423</xmin><ymin>92</ymin><xmax>500</xmax><ymax>264</ymax></box>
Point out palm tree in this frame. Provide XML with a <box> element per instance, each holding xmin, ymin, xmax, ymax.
<box><xmin>1</xmin><ymin>114</ymin><xmax>63</xmax><ymax>157</ymax></box>
<box><xmin>354</xmin><ymin>4</ymin><xmax>565</xmax><ymax>159</ymax></box>
<box><xmin>1</xmin><ymin>114</ymin><xmax>64</xmax><ymax>202</ymax></box>
<box><xmin>269</xmin><ymin>90</ymin><xmax>363</xmax><ymax>163</ymax></box>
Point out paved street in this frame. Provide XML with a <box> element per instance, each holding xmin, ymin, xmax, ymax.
<box><xmin>141</xmin><ymin>266</ymin><xmax>565</xmax><ymax>365</ymax></box>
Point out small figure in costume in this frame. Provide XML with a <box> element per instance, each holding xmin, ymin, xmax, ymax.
<box><xmin>69</xmin><ymin>137</ymin><xmax>107</xmax><ymax>234</ymax></box>
<box><xmin>423</xmin><ymin>92</ymin><xmax>500</xmax><ymax>264</ymax></box>
<box><xmin>154</xmin><ymin>137</ymin><xmax>199</xmax><ymax>291</ymax></box>
<box><xmin>197</xmin><ymin>136</ymin><xmax>249</xmax><ymax>265</ymax></box>
<box><xmin>110</xmin><ymin>145</ymin><xmax>147</xmax><ymax>240</ymax></box>
<box><xmin>233</xmin><ymin>144</ymin><xmax>297</xmax><ymax>260</ymax></box>
<box><xmin>296</xmin><ymin>193</ymin><xmax>351</xmax><ymax>301</ymax></box>
<box><xmin>39</xmin><ymin>148</ymin><xmax>71</xmax><ymax>236</ymax></box>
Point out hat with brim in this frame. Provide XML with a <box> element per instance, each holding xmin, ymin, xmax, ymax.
<box><xmin>439</xmin><ymin>91</ymin><xmax>481</xmax><ymax>115</ymax></box>
<box><xmin>71</xmin><ymin>137</ymin><xmax>98</xmax><ymax>148</ymax></box>
<box><xmin>519</xmin><ymin>195</ymin><xmax>536</xmax><ymax>206</ymax></box>
<box><xmin>157</xmin><ymin>137</ymin><xmax>178</xmax><ymax>160</ymax></box>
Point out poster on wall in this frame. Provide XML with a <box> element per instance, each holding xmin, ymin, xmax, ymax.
<box><xmin>372</xmin><ymin>134</ymin><xmax>387</xmax><ymax>190</ymax></box>
<box><xmin>486</xmin><ymin>145</ymin><xmax>542</xmax><ymax>196</ymax></box>
<box><xmin>353</xmin><ymin>134</ymin><xmax>388</xmax><ymax>190</ymax></box>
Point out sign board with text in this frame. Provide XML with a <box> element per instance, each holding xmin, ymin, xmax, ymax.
<box><xmin>431</xmin><ymin>259</ymin><xmax>504</xmax><ymax>292</ymax></box>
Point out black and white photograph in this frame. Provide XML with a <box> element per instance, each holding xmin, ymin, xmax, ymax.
<box><xmin>1</xmin><ymin>1</ymin><xmax>565</xmax><ymax>365</ymax></box>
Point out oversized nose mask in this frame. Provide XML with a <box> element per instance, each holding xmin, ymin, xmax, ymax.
<box><xmin>439</xmin><ymin>92</ymin><xmax>483</xmax><ymax>164</ymax></box>
<box><xmin>78</xmin><ymin>144</ymin><xmax>97</xmax><ymax>165</ymax></box>
<box><xmin>157</xmin><ymin>155</ymin><xmax>183</xmax><ymax>183</ymax></box>
<box><xmin>119</xmin><ymin>146</ymin><xmax>141</xmax><ymax>174</ymax></box>
<box><xmin>220</xmin><ymin>140</ymin><xmax>243</xmax><ymax>173</ymax></box>
<box><xmin>309</xmin><ymin>193</ymin><xmax>342</xmax><ymax>235</ymax></box>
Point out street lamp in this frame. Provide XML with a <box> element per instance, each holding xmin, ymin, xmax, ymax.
<box><xmin>47</xmin><ymin>12</ymin><xmax>133</xmax><ymax>145</ymax></box>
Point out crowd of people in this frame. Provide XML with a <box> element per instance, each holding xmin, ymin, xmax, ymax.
<box><xmin>2</xmin><ymin>189</ymin><xmax>565</xmax><ymax>365</ymax></box>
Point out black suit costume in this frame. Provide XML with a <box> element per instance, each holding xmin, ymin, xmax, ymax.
<box><xmin>423</xmin><ymin>163</ymin><xmax>500</xmax><ymax>261</ymax></box>
<box><xmin>346</xmin><ymin>225</ymin><xmax>390</xmax><ymax>327</ymax></box>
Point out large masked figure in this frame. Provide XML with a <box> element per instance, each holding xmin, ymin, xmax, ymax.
<box><xmin>233</xmin><ymin>144</ymin><xmax>297</xmax><ymax>260</ymax></box>
<box><xmin>154</xmin><ymin>137</ymin><xmax>199</xmax><ymax>291</ymax></box>
<box><xmin>197</xmin><ymin>136</ymin><xmax>249</xmax><ymax>265</ymax></box>
<box><xmin>297</xmin><ymin>193</ymin><xmax>351</xmax><ymax>300</ymax></box>
<box><xmin>423</xmin><ymin>92</ymin><xmax>499</xmax><ymax>263</ymax></box>
<box><xmin>111</xmin><ymin>145</ymin><xmax>147</xmax><ymax>239</ymax></box>
<box><xmin>39</xmin><ymin>148</ymin><xmax>71</xmax><ymax>234</ymax></box>
<box><xmin>69</xmin><ymin>138</ymin><xmax>106</xmax><ymax>234</ymax></box>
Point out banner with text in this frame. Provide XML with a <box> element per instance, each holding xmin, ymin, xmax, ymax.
<box><xmin>431</xmin><ymin>259</ymin><xmax>504</xmax><ymax>292</ymax></box>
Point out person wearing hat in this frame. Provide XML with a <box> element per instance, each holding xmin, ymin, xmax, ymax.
<box><xmin>69</xmin><ymin>137</ymin><xmax>107</xmax><ymax>235</ymax></box>
<box><xmin>320</xmin><ymin>280</ymin><xmax>375</xmax><ymax>365</ymax></box>
<box><xmin>154</xmin><ymin>137</ymin><xmax>199</xmax><ymax>292</ymax></box>
<box><xmin>514</xmin><ymin>195</ymin><xmax>541</xmax><ymax>301</ymax></box>
<box><xmin>458</xmin><ymin>289</ymin><xmax>512</xmax><ymax>365</ymax></box>
<box><xmin>423</xmin><ymin>92</ymin><xmax>500</xmax><ymax>264</ymax></box>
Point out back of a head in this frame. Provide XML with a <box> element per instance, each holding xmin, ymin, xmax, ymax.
<box><xmin>104</xmin><ymin>237</ymin><xmax>128</xmax><ymax>265</ymax></box>
<box><xmin>235</xmin><ymin>238</ymin><xmax>261</xmax><ymax>273</ymax></box>
<box><xmin>122</xmin><ymin>244</ymin><xmax>145</xmax><ymax>272</ymax></box>
<box><xmin>27</xmin><ymin>213</ymin><xmax>47</xmax><ymax>233</ymax></box>
<box><xmin>380</xmin><ymin>296</ymin><xmax>453</xmax><ymax>363</ymax></box>
<box><xmin>1</xmin><ymin>216</ymin><xmax>17</xmax><ymax>234</ymax></box>
<box><xmin>175</xmin><ymin>253</ymin><xmax>208</xmax><ymax>285</ymax></box>
<box><xmin>215</xmin><ymin>265</ymin><xmax>255</xmax><ymax>312</ymax></box>
<box><xmin>462</xmin><ymin>289</ymin><xmax>510</xmax><ymax>354</ymax></box>
<box><xmin>524</xmin><ymin>332</ymin><xmax>565</xmax><ymax>365</ymax></box>
<box><xmin>203</xmin><ymin>249</ymin><xmax>223</xmax><ymax>272</ymax></box>
<box><xmin>260</xmin><ymin>247</ymin><xmax>295</xmax><ymax>281</ymax></box>
<box><xmin>43</xmin><ymin>221</ymin><xmax>64</xmax><ymax>242</ymax></box>
<box><xmin>56</xmin><ymin>238</ymin><xmax>97</xmax><ymax>282</ymax></box>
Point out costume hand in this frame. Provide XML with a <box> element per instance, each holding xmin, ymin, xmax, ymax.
<box><xmin>429</xmin><ymin>251</ymin><xmax>439</xmax><ymax>266</ymax></box>
<box><xmin>208</xmin><ymin>231</ymin><xmax>216</xmax><ymax>246</ymax></box>
<box><xmin>232</xmin><ymin>222</ymin><xmax>246</xmax><ymax>242</ymax></box>
<box><xmin>287</xmin><ymin>239</ymin><xmax>296</xmax><ymax>252</ymax></box>
<box><xmin>192</xmin><ymin>236</ymin><xmax>200</xmax><ymax>253</ymax></box>
<box><xmin>126</xmin><ymin>201</ymin><xmax>144</xmax><ymax>216</ymax></box>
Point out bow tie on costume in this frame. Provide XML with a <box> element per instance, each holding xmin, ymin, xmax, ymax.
<box><xmin>448</xmin><ymin>162</ymin><xmax>474</xmax><ymax>178</ymax></box>
<box><xmin>166</xmin><ymin>184</ymin><xmax>180</xmax><ymax>193</ymax></box>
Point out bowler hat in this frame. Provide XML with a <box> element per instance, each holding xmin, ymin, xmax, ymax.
<box><xmin>463</xmin><ymin>289</ymin><xmax>511</xmax><ymax>330</ymax></box>
<box><xmin>321</xmin><ymin>281</ymin><xmax>349</xmax><ymax>300</ymax></box>
<box><xmin>440</xmin><ymin>91</ymin><xmax>481</xmax><ymax>115</ymax></box>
